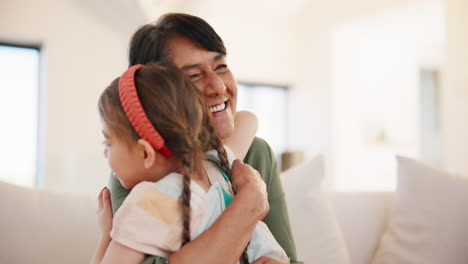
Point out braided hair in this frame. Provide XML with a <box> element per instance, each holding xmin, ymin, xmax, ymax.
<box><xmin>203</xmin><ymin>121</ymin><xmax>250</xmax><ymax>264</ymax></box>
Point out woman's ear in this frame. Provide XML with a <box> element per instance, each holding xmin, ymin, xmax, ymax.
<box><xmin>137</xmin><ymin>139</ymin><xmax>157</xmax><ymax>169</ymax></box>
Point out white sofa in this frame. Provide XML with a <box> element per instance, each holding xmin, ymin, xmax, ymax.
<box><xmin>0</xmin><ymin>181</ymin><xmax>100</xmax><ymax>264</ymax></box>
<box><xmin>0</xmin><ymin>178</ymin><xmax>392</xmax><ymax>264</ymax></box>
<box><xmin>3</xmin><ymin>156</ymin><xmax>468</xmax><ymax>264</ymax></box>
<box><xmin>329</xmin><ymin>192</ymin><xmax>392</xmax><ymax>264</ymax></box>
<box><xmin>281</xmin><ymin>155</ymin><xmax>468</xmax><ymax>264</ymax></box>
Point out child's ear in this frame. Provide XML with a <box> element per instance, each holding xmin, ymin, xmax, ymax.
<box><xmin>137</xmin><ymin>139</ymin><xmax>156</xmax><ymax>169</ymax></box>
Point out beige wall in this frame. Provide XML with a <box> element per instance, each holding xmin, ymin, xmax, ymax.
<box><xmin>2</xmin><ymin>0</ymin><xmax>461</xmax><ymax>194</ymax></box>
<box><xmin>331</xmin><ymin>0</ymin><xmax>445</xmax><ymax>190</ymax></box>
<box><xmin>184</xmin><ymin>0</ymin><xmax>416</xmax><ymax>163</ymax></box>
<box><xmin>0</xmin><ymin>0</ymin><xmax>142</xmax><ymax>194</ymax></box>
<box><xmin>442</xmin><ymin>0</ymin><xmax>468</xmax><ymax>175</ymax></box>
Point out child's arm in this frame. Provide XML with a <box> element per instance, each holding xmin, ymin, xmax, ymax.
<box><xmin>92</xmin><ymin>187</ymin><xmax>144</xmax><ymax>264</ymax></box>
<box><xmin>224</xmin><ymin>111</ymin><xmax>258</xmax><ymax>160</ymax></box>
<box><xmin>91</xmin><ymin>187</ymin><xmax>113</xmax><ymax>264</ymax></box>
<box><xmin>92</xmin><ymin>236</ymin><xmax>111</xmax><ymax>264</ymax></box>
<box><xmin>100</xmin><ymin>241</ymin><xmax>145</xmax><ymax>264</ymax></box>
<box><xmin>91</xmin><ymin>187</ymin><xmax>144</xmax><ymax>264</ymax></box>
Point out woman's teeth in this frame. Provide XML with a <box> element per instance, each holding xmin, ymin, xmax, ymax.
<box><xmin>210</xmin><ymin>102</ymin><xmax>226</xmax><ymax>113</ymax></box>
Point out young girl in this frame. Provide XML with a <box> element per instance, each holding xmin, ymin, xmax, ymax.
<box><xmin>92</xmin><ymin>63</ymin><xmax>288</xmax><ymax>264</ymax></box>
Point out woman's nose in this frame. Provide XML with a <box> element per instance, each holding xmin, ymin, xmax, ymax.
<box><xmin>203</xmin><ymin>71</ymin><xmax>226</xmax><ymax>97</ymax></box>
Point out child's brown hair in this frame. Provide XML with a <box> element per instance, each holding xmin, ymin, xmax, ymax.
<box><xmin>98</xmin><ymin>63</ymin><xmax>248</xmax><ymax>263</ymax></box>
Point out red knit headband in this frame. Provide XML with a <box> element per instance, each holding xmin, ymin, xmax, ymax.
<box><xmin>118</xmin><ymin>64</ymin><xmax>173</xmax><ymax>159</ymax></box>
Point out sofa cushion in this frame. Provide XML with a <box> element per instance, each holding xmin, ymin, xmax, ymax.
<box><xmin>0</xmin><ymin>181</ymin><xmax>99</xmax><ymax>264</ymax></box>
<box><xmin>281</xmin><ymin>155</ymin><xmax>350</xmax><ymax>264</ymax></box>
<box><xmin>373</xmin><ymin>156</ymin><xmax>468</xmax><ymax>264</ymax></box>
<box><xmin>331</xmin><ymin>191</ymin><xmax>393</xmax><ymax>264</ymax></box>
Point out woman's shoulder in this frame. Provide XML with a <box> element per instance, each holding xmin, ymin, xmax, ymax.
<box><xmin>244</xmin><ymin>137</ymin><xmax>275</xmax><ymax>167</ymax></box>
<box><xmin>247</xmin><ymin>137</ymin><xmax>273</xmax><ymax>157</ymax></box>
<box><xmin>244</xmin><ymin>137</ymin><xmax>279</xmax><ymax>184</ymax></box>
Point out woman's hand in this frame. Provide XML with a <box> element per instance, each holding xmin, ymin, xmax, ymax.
<box><xmin>230</xmin><ymin>159</ymin><xmax>269</xmax><ymax>220</ymax></box>
<box><xmin>97</xmin><ymin>186</ymin><xmax>113</xmax><ymax>238</ymax></box>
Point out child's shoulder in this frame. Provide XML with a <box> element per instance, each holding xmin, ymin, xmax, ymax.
<box><xmin>130</xmin><ymin>172</ymin><xmax>206</xmax><ymax>202</ymax></box>
<box><xmin>205</xmin><ymin>145</ymin><xmax>236</xmax><ymax>166</ymax></box>
<box><xmin>129</xmin><ymin>173</ymin><xmax>185</xmax><ymax>199</ymax></box>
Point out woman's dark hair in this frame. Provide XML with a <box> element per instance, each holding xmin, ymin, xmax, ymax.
<box><xmin>98</xmin><ymin>63</ymin><xmax>249</xmax><ymax>263</ymax></box>
<box><xmin>129</xmin><ymin>13</ymin><xmax>227</xmax><ymax>67</ymax></box>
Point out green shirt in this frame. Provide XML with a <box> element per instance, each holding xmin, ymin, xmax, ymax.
<box><xmin>108</xmin><ymin>137</ymin><xmax>301</xmax><ymax>263</ymax></box>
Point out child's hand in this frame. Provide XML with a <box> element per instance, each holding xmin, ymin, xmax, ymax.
<box><xmin>97</xmin><ymin>186</ymin><xmax>113</xmax><ymax>238</ymax></box>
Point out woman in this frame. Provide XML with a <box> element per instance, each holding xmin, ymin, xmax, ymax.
<box><xmin>101</xmin><ymin>13</ymin><xmax>301</xmax><ymax>264</ymax></box>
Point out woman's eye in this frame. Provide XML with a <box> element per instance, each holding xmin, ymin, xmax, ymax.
<box><xmin>189</xmin><ymin>73</ymin><xmax>203</xmax><ymax>82</ymax></box>
<box><xmin>215</xmin><ymin>64</ymin><xmax>228</xmax><ymax>73</ymax></box>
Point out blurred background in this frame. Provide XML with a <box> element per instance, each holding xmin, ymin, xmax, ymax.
<box><xmin>0</xmin><ymin>0</ymin><xmax>466</xmax><ymax>195</ymax></box>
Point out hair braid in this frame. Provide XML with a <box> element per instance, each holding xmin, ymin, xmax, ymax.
<box><xmin>205</xmin><ymin>123</ymin><xmax>231</xmax><ymax>179</ymax></box>
<box><xmin>240</xmin><ymin>250</ymin><xmax>250</xmax><ymax>264</ymax></box>
<box><xmin>205</xmin><ymin>123</ymin><xmax>250</xmax><ymax>263</ymax></box>
<box><xmin>180</xmin><ymin>153</ymin><xmax>192</xmax><ymax>246</ymax></box>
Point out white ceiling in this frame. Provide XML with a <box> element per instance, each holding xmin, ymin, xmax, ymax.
<box><xmin>66</xmin><ymin>0</ymin><xmax>420</xmax><ymax>40</ymax></box>
<box><xmin>138</xmin><ymin>0</ymin><xmax>310</xmax><ymax>20</ymax></box>
<box><xmin>68</xmin><ymin>0</ymin><xmax>147</xmax><ymax>38</ymax></box>
<box><xmin>136</xmin><ymin>0</ymin><xmax>417</xmax><ymax>25</ymax></box>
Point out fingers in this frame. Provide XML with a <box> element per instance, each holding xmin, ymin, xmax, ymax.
<box><xmin>103</xmin><ymin>187</ymin><xmax>111</xmax><ymax>210</ymax></box>
<box><xmin>232</xmin><ymin>159</ymin><xmax>244</xmax><ymax>166</ymax></box>
<box><xmin>230</xmin><ymin>160</ymin><xmax>269</xmax><ymax>219</ymax></box>
<box><xmin>231</xmin><ymin>159</ymin><xmax>250</xmax><ymax>179</ymax></box>
<box><xmin>97</xmin><ymin>186</ymin><xmax>110</xmax><ymax>210</ymax></box>
<box><xmin>97</xmin><ymin>186</ymin><xmax>105</xmax><ymax>209</ymax></box>
<box><xmin>231</xmin><ymin>160</ymin><xmax>261</xmax><ymax>189</ymax></box>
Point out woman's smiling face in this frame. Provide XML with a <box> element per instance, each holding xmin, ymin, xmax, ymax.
<box><xmin>167</xmin><ymin>36</ymin><xmax>238</xmax><ymax>140</ymax></box>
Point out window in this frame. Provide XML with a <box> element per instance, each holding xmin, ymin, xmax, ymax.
<box><xmin>237</xmin><ymin>83</ymin><xmax>288</xmax><ymax>168</ymax></box>
<box><xmin>0</xmin><ymin>43</ymin><xmax>41</xmax><ymax>188</ymax></box>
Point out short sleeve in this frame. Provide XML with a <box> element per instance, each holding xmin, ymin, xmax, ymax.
<box><xmin>110</xmin><ymin>177</ymin><xmax>207</xmax><ymax>257</ymax></box>
<box><xmin>110</xmin><ymin>181</ymin><xmax>183</xmax><ymax>257</ymax></box>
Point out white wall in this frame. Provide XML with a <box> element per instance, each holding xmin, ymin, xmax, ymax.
<box><xmin>0</xmin><ymin>0</ymin><xmax>144</xmax><ymax>194</ymax></box>
<box><xmin>442</xmin><ymin>0</ymin><xmax>468</xmax><ymax>175</ymax></box>
<box><xmin>331</xmin><ymin>0</ymin><xmax>445</xmax><ymax>190</ymax></box>
<box><xmin>284</xmin><ymin>0</ymin><xmax>418</xmax><ymax>186</ymax></box>
<box><xmin>170</xmin><ymin>1</ymin><xmax>298</xmax><ymax>86</ymax></box>
<box><xmin>178</xmin><ymin>0</ymin><xmax>419</xmax><ymax>164</ymax></box>
<box><xmin>2</xmin><ymin>0</ymin><xmax>461</xmax><ymax>194</ymax></box>
<box><xmin>146</xmin><ymin>0</ymin><xmax>467</xmax><ymax>183</ymax></box>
